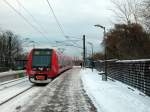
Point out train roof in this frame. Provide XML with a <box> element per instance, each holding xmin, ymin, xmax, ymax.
<box><xmin>32</xmin><ymin>48</ymin><xmax>54</xmax><ymax>51</ymax></box>
<box><xmin>30</xmin><ymin>48</ymin><xmax>72</xmax><ymax>59</ymax></box>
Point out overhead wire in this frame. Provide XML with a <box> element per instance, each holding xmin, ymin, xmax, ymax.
<box><xmin>46</xmin><ymin>0</ymin><xmax>66</xmax><ymax>37</ymax></box>
<box><xmin>16</xmin><ymin>0</ymin><xmax>49</xmax><ymax>36</ymax></box>
<box><xmin>16</xmin><ymin>0</ymin><xmax>72</xmax><ymax>47</ymax></box>
<box><xmin>46</xmin><ymin>0</ymin><xmax>84</xmax><ymax>49</ymax></box>
<box><xmin>46</xmin><ymin>0</ymin><xmax>85</xmax><ymax>54</ymax></box>
<box><xmin>4</xmin><ymin>0</ymin><xmax>82</xmax><ymax>51</ymax></box>
<box><xmin>3</xmin><ymin>0</ymin><xmax>52</xmax><ymax>45</ymax></box>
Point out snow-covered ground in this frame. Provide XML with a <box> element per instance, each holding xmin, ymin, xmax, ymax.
<box><xmin>0</xmin><ymin>77</ymin><xmax>27</xmax><ymax>91</ymax></box>
<box><xmin>0</xmin><ymin>77</ymin><xmax>27</xmax><ymax>86</ymax></box>
<box><xmin>0</xmin><ymin>86</ymin><xmax>44</xmax><ymax>112</ymax></box>
<box><xmin>0</xmin><ymin>78</ymin><xmax>45</xmax><ymax>112</ymax></box>
<box><xmin>21</xmin><ymin>68</ymin><xmax>96</xmax><ymax>112</ymax></box>
<box><xmin>0</xmin><ymin>80</ymin><xmax>33</xmax><ymax>104</ymax></box>
<box><xmin>1</xmin><ymin>68</ymin><xmax>150</xmax><ymax>112</ymax></box>
<box><xmin>0</xmin><ymin>70</ymin><xmax>25</xmax><ymax>77</ymax></box>
<box><xmin>0</xmin><ymin>70</ymin><xmax>25</xmax><ymax>83</ymax></box>
<box><xmin>81</xmin><ymin>68</ymin><xmax>150</xmax><ymax>112</ymax></box>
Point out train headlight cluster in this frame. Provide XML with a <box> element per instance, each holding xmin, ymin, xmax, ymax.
<box><xmin>38</xmin><ymin>67</ymin><xmax>44</xmax><ymax>71</ymax></box>
<box><xmin>32</xmin><ymin>67</ymin><xmax>50</xmax><ymax>71</ymax></box>
<box><xmin>31</xmin><ymin>71</ymin><xmax>35</xmax><ymax>74</ymax></box>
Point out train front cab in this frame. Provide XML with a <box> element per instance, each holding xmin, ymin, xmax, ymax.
<box><xmin>26</xmin><ymin>49</ymin><xmax>59</xmax><ymax>84</ymax></box>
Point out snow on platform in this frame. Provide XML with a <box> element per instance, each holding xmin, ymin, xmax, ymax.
<box><xmin>0</xmin><ymin>70</ymin><xmax>25</xmax><ymax>77</ymax></box>
<box><xmin>81</xmin><ymin>68</ymin><xmax>150</xmax><ymax>112</ymax></box>
<box><xmin>21</xmin><ymin>68</ymin><xmax>97</xmax><ymax>112</ymax></box>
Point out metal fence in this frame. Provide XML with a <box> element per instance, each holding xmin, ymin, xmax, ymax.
<box><xmin>94</xmin><ymin>59</ymin><xmax>150</xmax><ymax>96</ymax></box>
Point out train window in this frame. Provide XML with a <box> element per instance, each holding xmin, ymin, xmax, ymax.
<box><xmin>32</xmin><ymin>55</ymin><xmax>51</xmax><ymax>67</ymax></box>
<box><xmin>32</xmin><ymin>50</ymin><xmax>52</xmax><ymax>67</ymax></box>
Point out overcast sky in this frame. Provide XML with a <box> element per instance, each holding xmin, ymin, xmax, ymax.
<box><xmin>0</xmin><ymin>0</ymin><xmax>115</xmax><ymax>57</ymax></box>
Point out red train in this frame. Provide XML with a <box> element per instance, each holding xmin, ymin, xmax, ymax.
<box><xmin>26</xmin><ymin>48</ymin><xmax>73</xmax><ymax>83</ymax></box>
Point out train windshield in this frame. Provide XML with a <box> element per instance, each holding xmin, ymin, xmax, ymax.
<box><xmin>32</xmin><ymin>50</ymin><xmax>52</xmax><ymax>68</ymax></box>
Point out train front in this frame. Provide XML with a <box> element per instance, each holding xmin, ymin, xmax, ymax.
<box><xmin>26</xmin><ymin>49</ymin><xmax>57</xmax><ymax>83</ymax></box>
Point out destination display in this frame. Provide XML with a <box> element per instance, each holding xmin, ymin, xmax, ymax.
<box><xmin>33</xmin><ymin>50</ymin><xmax>51</xmax><ymax>55</ymax></box>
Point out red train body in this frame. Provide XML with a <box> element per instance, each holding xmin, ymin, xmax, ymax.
<box><xmin>26</xmin><ymin>48</ymin><xmax>73</xmax><ymax>83</ymax></box>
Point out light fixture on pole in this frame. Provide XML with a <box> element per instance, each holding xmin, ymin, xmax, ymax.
<box><xmin>94</xmin><ymin>24</ymin><xmax>107</xmax><ymax>81</ymax></box>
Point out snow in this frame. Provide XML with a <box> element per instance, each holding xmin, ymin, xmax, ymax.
<box><xmin>0</xmin><ymin>80</ymin><xmax>33</xmax><ymax>104</ymax></box>
<box><xmin>117</xmin><ymin>59</ymin><xmax>150</xmax><ymax>63</ymax></box>
<box><xmin>0</xmin><ymin>77</ymin><xmax>27</xmax><ymax>90</ymax></box>
<box><xmin>0</xmin><ymin>78</ymin><xmax>45</xmax><ymax>112</ymax></box>
<box><xmin>97</xmin><ymin>59</ymin><xmax>150</xmax><ymax>63</ymax></box>
<box><xmin>0</xmin><ymin>86</ymin><xmax>44</xmax><ymax>112</ymax></box>
<box><xmin>1</xmin><ymin>68</ymin><xmax>150</xmax><ymax>112</ymax></box>
<box><xmin>0</xmin><ymin>70</ymin><xmax>25</xmax><ymax>77</ymax></box>
<box><xmin>81</xmin><ymin>68</ymin><xmax>150</xmax><ymax>112</ymax></box>
<box><xmin>21</xmin><ymin>68</ymin><xmax>97</xmax><ymax>112</ymax></box>
<box><xmin>0</xmin><ymin>77</ymin><xmax>27</xmax><ymax>85</ymax></box>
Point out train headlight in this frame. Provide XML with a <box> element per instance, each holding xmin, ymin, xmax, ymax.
<box><xmin>32</xmin><ymin>68</ymin><xmax>36</xmax><ymax>71</ymax></box>
<box><xmin>43</xmin><ymin>68</ymin><xmax>49</xmax><ymax>71</ymax></box>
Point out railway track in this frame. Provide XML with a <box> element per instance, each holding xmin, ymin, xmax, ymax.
<box><xmin>0</xmin><ymin>85</ymin><xmax>34</xmax><ymax>106</ymax></box>
<box><xmin>0</xmin><ymin>72</ymin><xmax>64</xmax><ymax>107</ymax></box>
<box><xmin>0</xmin><ymin>79</ymin><xmax>34</xmax><ymax>106</ymax></box>
<box><xmin>0</xmin><ymin>70</ymin><xmax>72</xmax><ymax>112</ymax></box>
<box><xmin>0</xmin><ymin>77</ymin><xmax>28</xmax><ymax>91</ymax></box>
<box><xmin>0</xmin><ymin>80</ymin><xmax>27</xmax><ymax>91</ymax></box>
<box><xmin>0</xmin><ymin>77</ymin><xmax>27</xmax><ymax>86</ymax></box>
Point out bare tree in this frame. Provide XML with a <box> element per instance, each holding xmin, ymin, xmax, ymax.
<box><xmin>0</xmin><ymin>30</ymin><xmax>23</xmax><ymax>69</ymax></box>
<box><xmin>111</xmin><ymin>0</ymin><xmax>141</xmax><ymax>24</ymax></box>
<box><xmin>140</xmin><ymin>0</ymin><xmax>150</xmax><ymax>31</ymax></box>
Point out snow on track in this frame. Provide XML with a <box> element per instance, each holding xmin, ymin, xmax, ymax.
<box><xmin>0</xmin><ymin>77</ymin><xmax>27</xmax><ymax>86</ymax></box>
<box><xmin>0</xmin><ymin>80</ymin><xmax>33</xmax><ymax>105</ymax></box>
<box><xmin>0</xmin><ymin>77</ymin><xmax>27</xmax><ymax>91</ymax></box>
<box><xmin>0</xmin><ymin>86</ymin><xmax>44</xmax><ymax>112</ymax></box>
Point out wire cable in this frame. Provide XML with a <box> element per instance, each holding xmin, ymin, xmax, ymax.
<box><xmin>46</xmin><ymin>0</ymin><xmax>83</xmax><ymax>47</ymax></box>
<box><xmin>3</xmin><ymin>0</ymin><xmax>51</xmax><ymax>44</ymax></box>
<box><xmin>16</xmin><ymin>0</ymin><xmax>48</xmax><ymax>36</ymax></box>
<box><xmin>46</xmin><ymin>0</ymin><xmax>66</xmax><ymax>37</ymax></box>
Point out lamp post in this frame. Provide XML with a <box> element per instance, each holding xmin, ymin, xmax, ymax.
<box><xmin>94</xmin><ymin>24</ymin><xmax>107</xmax><ymax>81</ymax></box>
